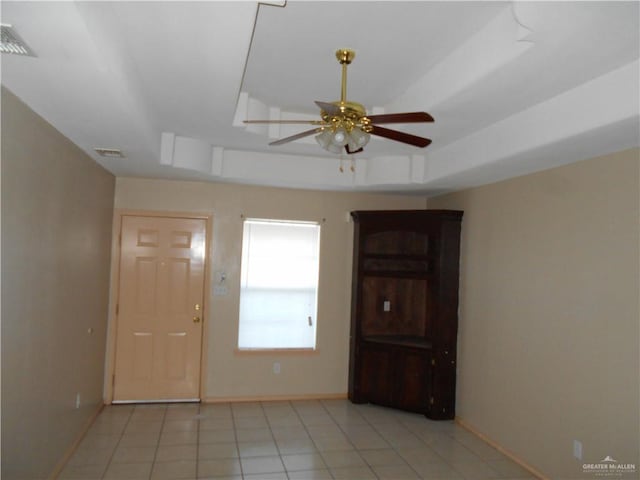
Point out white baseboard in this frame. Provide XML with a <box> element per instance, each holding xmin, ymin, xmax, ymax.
<box><xmin>455</xmin><ymin>416</ymin><xmax>549</xmax><ymax>480</ymax></box>
<box><xmin>50</xmin><ymin>403</ymin><xmax>105</xmax><ymax>480</ymax></box>
<box><xmin>203</xmin><ymin>393</ymin><xmax>348</xmax><ymax>403</ymax></box>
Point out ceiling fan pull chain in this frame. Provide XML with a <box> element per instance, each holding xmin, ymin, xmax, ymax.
<box><xmin>350</xmin><ymin>156</ymin><xmax>355</xmax><ymax>173</ymax></box>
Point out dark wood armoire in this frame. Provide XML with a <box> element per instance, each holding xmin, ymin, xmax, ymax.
<box><xmin>348</xmin><ymin>209</ymin><xmax>463</xmax><ymax>419</ymax></box>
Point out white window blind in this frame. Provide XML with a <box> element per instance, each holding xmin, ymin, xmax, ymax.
<box><xmin>238</xmin><ymin>219</ymin><xmax>320</xmax><ymax>349</ymax></box>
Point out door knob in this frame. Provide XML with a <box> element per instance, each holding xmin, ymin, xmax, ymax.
<box><xmin>193</xmin><ymin>316</ymin><xmax>201</xmax><ymax>323</ymax></box>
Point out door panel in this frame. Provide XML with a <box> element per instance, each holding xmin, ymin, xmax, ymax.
<box><xmin>135</xmin><ymin>257</ymin><xmax>158</xmax><ymax>313</ymax></box>
<box><xmin>358</xmin><ymin>347</ymin><xmax>393</xmax><ymax>406</ymax></box>
<box><xmin>166</xmin><ymin>332</ymin><xmax>188</xmax><ymax>379</ymax></box>
<box><xmin>396</xmin><ymin>349</ymin><xmax>429</xmax><ymax>413</ymax></box>
<box><xmin>132</xmin><ymin>333</ymin><xmax>153</xmax><ymax>380</ymax></box>
<box><xmin>168</xmin><ymin>259</ymin><xmax>190</xmax><ymax>313</ymax></box>
<box><xmin>113</xmin><ymin>215</ymin><xmax>206</xmax><ymax>401</ymax></box>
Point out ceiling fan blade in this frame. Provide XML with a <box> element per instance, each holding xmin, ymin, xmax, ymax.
<box><xmin>315</xmin><ymin>101</ymin><xmax>341</xmax><ymax>116</ymax></box>
<box><xmin>244</xmin><ymin>119</ymin><xmax>322</xmax><ymax>125</ymax></box>
<box><xmin>367</xmin><ymin>112</ymin><xmax>434</xmax><ymax>124</ymax></box>
<box><xmin>370</xmin><ymin>125</ymin><xmax>432</xmax><ymax>148</ymax></box>
<box><xmin>269</xmin><ymin>128</ymin><xmax>320</xmax><ymax>146</ymax></box>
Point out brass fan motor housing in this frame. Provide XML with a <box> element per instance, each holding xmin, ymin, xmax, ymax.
<box><xmin>319</xmin><ymin>101</ymin><xmax>373</xmax><ymax>133</ymax></box>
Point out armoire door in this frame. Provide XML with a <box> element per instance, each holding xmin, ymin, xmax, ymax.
<box><xmin>113</xmin><ymin>215</ymin><xmax>206</xmax><ymax>402</ymax></box>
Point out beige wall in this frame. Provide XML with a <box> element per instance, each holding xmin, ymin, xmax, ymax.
<box><xmin>113</xmin><ymin>178</ymin><xmax>426</xmax><ymax>399</ymax></box>
<box><xmin>1</xmin><ymin>88</ymin><xmax>115</xmax><ymax>479</ymax></box>
<box><xmin>428</xmin><ymin>148</ymin><xmax>640</xmax><ymax>479</ymax></box>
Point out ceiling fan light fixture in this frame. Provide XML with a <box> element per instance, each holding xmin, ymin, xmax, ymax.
<box><xmin>316</xmin><ymin>125</ymin><xmax>370</xmax><ymax>155</ymax></box>
<box><xmin>315</xmin><ymin>130</ymin><xmax>342</xmax><ymax>153</ymax></box>
<box><xmin>315</xmin><ymin>129</ymin><xmax>333</xmax><ymax>149</ymax></box>
<box><xmin>349</xmin><ymin>127</ymin><xmax>370</xmax><ymax>149</ymax></box>
<box><xmin>331</xmin><ymin>128</ymin><xmax>348</xmax><ymax>146</ymax></box>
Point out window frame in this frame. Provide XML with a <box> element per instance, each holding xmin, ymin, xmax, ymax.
<box><xmin>236</xmin><ymin>217</ymin><xmax>322</xmax><ymax>352</ymax></box>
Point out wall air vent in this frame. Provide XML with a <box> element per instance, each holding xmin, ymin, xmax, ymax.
<box><xmin>1</xmin><ymin>24</ymin><xmax>35</xmax><ymax>57</ymax></box>
<box><xmin>94</xmin><ymin>148</ymin><xmax>125</xmax><ymax>158</ymax></box>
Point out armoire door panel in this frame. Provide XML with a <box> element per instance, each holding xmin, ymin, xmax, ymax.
<box><xmin>358</xmin><ymin>347</ymin><xmax>393</xmax><ymax>406</ymax></box>
<box><xmin>396</xmin><ymin>350</ymin><xmax>429</xmax><ymax>412</ymax></box>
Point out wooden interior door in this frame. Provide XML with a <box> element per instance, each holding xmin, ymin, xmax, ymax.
<box><xmin>113</xmin><ymin>215</ymin><xmax>206</xmax><ymax>402</ymax></box>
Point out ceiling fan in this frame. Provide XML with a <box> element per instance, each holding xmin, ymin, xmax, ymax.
<box><xmin>244</xmin><ymin>49</ymin><xmax>434</xmax><ymax>155</ymax></box>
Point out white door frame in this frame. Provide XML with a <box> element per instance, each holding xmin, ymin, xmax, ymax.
<box><xmin>104</xmin><ymin>209</ymin><xmax>212</xmax><ymax>404</ymax></box>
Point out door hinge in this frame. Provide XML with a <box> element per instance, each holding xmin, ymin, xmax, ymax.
<box><xmin>115</xmin><ymin>304</ymin><xmax>119</xmax><ymax>315</ymax></box>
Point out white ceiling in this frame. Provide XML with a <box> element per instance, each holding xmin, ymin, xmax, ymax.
<box><xmin>2</xmin><ymin>1</ymin><xmax>638</xmax><ymax>194</ymax></box>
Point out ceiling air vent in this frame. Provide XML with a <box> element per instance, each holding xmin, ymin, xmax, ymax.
<box><xmin>1</xmin><ymin>24</ymin><xmax>35</xmax><ymax>57</ymax></box>
<box><xmin>94</xmin><ymin>148</ymin><xmax>125</xmax><ymax>158</ymax></box>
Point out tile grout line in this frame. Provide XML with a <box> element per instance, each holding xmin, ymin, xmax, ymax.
<box><xmin>398</xmin><ymin>412</ymin><xmax>494</xmax><ymax>478</ymax></box>
<box><xmin>99</xmin><ymin>405</ymin><xmax>135</xmax><ymax>480</ymax></box>
<box><xmin>288</xmin><ymin>400</ymin><xmax>337</xmax><ymax>480</ymax></box>
<box><xmin>195</xmin><ymin>402</ymin><xmax>201</xmax><ymax>480</ymax></box>
<box><xmin>324</xmin><ymin>401</ymin><xmax>407</xmax><ymax>480</ymax></box>
<box><xmin>381</xmin><ymin>411</ymin><xmax>435</xmax><ymax>480</ymax></box>
<box><xmin>149</xmin><ymin>404</ymin><xmax>169</xmax><ymax>480</ymax></box>
<box><xmin>318</xmin><ymin>399</ymin><xmax>371</xmax><ymax>480</ymax></box>
<box><xmin>354</xmin><ymin>405</ymin><xmax>438</xmax><ymax>480</ymax></box>
<box><xmin>260</xmin><ymin>400</ymin><xmax>289</xmax><ymax>479</ymax></box>
<box><xmin>318</xmin><ymin>399</ymin><xmax>370</xmax><ymax>479</ymax></box>
<box><xmin>230</xmin><ymin>403</ymin><xmax>245</xmax><ymax>479</ymax></box>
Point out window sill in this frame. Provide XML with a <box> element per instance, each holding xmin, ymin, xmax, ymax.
<box><xmin>234</xmin><ymin>348</ymin><xmax>319</xmax><ymax>355</ymax></box>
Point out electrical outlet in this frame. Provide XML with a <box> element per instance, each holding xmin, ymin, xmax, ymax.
<box><xmin>213</xmin><ymin>285</ymin><xmax>228</xmax><ymax>296</ymax></box>
<box><xmin>75</xmin><ymin>393</ymin><xmax>81</xmax><ymax>409</ymax></box>
<box><xmin>573</xmin><ymin>440</ymin><xmax>582</xmax><ymax>460</ymax></box>
<box><xmin>273</xmin><ymin>362</ymin><xmax>281</xmax><ymax>374</ymax></box>
<box><xmin>383</xmin><ymin>300</ymin><xmax>391</xmax><ymax>312</ymax></box>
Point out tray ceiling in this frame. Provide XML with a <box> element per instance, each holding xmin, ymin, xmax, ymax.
<box><xmin>2</xmin><ymin>1</ymin><xmax>638</xmax><ymax>194</ymax></box>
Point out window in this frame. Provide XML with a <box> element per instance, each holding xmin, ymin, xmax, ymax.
<box><xmin>238</xmin><ymin>219</ymin><xmax>321</xmax><ymax>350</ymax></box>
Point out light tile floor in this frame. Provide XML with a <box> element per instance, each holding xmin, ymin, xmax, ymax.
<box><xmin>59</xmin><ymin>400</ymin><xmax>536</xmax><ymax>480</ymax></box>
